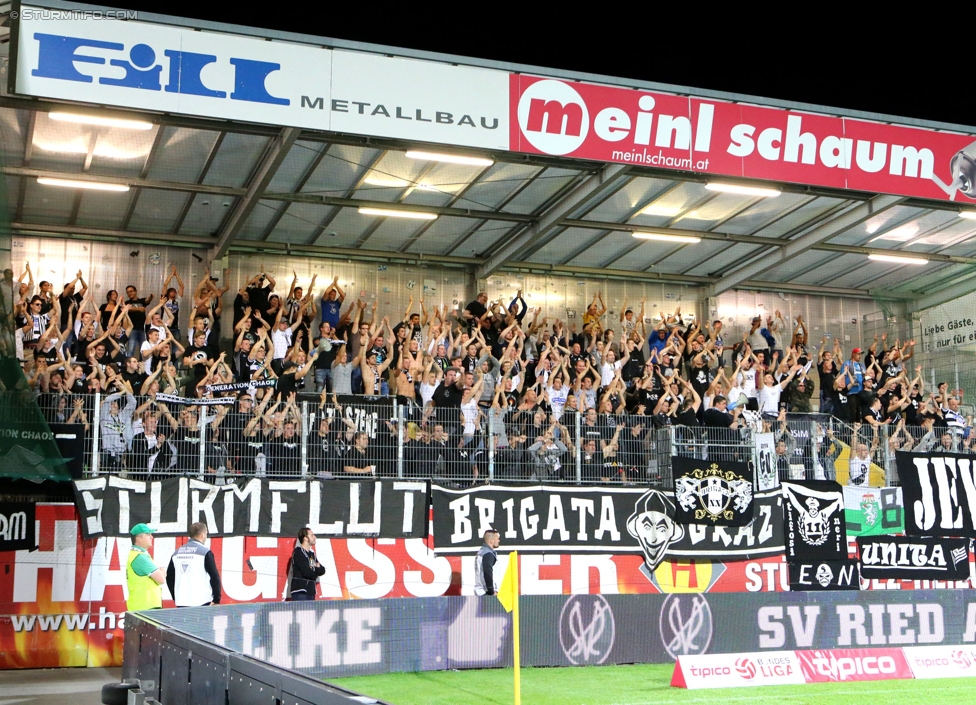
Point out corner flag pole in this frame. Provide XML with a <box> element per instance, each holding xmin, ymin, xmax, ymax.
<box><xmin>512</xmin><ymin>550</ymin><xmax>520</xmax><ymax>705</ymax></box>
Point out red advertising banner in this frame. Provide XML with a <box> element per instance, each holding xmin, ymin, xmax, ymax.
<box><xmin>795</xmin><ymin>647</ymin><xmax>913</xmax><ymax>683</ymax></box>
<box><xmin>2</xmin><ymin>504</ymin><xmax>973</xmax><ymax>669</ymax></box>
<box><xmin>510</xmin><ymin>75</ymin><xmax>976</xmax><ymax>203</ymax></box>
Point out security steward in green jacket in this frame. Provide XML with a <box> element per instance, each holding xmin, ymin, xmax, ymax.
<box><xmin>126</xmin><ymin>523</ymin><xmax>166</xmax><ymax>611</ymax></box>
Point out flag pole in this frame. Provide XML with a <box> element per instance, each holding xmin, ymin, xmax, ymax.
<box><xmin>512</xmin><ymin>550</ymin><xmax>520</xmax><ymax>705</ymax></box>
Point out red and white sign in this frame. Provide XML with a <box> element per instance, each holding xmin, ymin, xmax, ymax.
<box><xmin>795</xmin><ymin>647</ymin><xmax>913</xmax><ymax>683</ymax></box>
<box><xmin>670</xmin><ymin>651</ymin><xmax>805</xmax><ymax>689</ymax></box>
<box><xmin>903</xmin><ymin>645</ymin><xmax>976</xmax><ymax>679</ymax></box>
<box><xmin>510</xmin><ymin>75</ymin><xmax>976</xmax><ymax>203</ymax></box>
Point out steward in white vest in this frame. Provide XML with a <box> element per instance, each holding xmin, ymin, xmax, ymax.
<box><xmin>166</xmin><ymin>522</ymin><xmax>222</xmax><ymax>607</ymax></box>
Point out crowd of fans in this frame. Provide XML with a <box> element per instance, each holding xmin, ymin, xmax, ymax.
<box><xmin>0</xmin><ymin>263</ymin><xmax>971</xmax><ymax>485</ymax></box>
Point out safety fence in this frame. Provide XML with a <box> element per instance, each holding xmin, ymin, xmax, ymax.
<box><xmin>17</xmin><ymin>392</ymin><xmax>974</xmax><ymax>487</ymax></box>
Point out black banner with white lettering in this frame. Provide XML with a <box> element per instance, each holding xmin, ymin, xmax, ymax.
<box><xmin>431</xmin><ymin>484</ymin><xmax>784</xmax><ymax>564</ymax></box>
<box><xmin>788</xmin><ymin>559</ymin><xmax>860</xmax><ymax>591</ymax></box>
<box><xmin>667</xmin><ymin>489</ymin><xmax>784</xmax><ymax>560</ymax></box>
<box><xmin>71</xmin><ymin>477</ymin><xmax>429</xmax><ymax>540</ymax></box>
<box><xmin>897</xmin><ymin>451</ymin><xmax>976</xmax><ymax>538</ymax></box>
<box><xmin>783</xmin><ymin>481</ymin><xmax>846</xmax><ymax>563</ymax></box>
<box><xmin>0</xmin><ymin>501</ymin><xmax>35</xmax><ymax>551</ymax></box>
<box><xmin>302</xmin><ymin>394</ymin><xmax>395</xmax><ymax>441</ymax></box>
<box><xmin>857</xmin><ymin>536</ymin><xmax>971</xmax><ymax>580</ymax></box>
<box><xmin>672</xmin><ymin>457</ymin><xmax>754</xmax><ymax>527</ymax></box>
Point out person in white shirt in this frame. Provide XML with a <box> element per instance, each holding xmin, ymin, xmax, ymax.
<box><xmin>757</xmin><ymin>365</ymin><xmax>801</xmax><ymax>418</ymax></box>
<box><xmin>599</xmin><ymin>347</ymin><xmax>629</xmax><ymax>389</ymax></box>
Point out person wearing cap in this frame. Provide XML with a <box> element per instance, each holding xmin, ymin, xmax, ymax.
<box><xmin>166</xmin><ymin>522</ymin><xmax>222</xmax><ymax>607</ymax></box>
<box><xmin>844</xmin><ymin>348</ymin><xmax>865</xmax><ymax>395</ymax></box>
<box><xmin>474</xmin><ymin>529</ymin><xmax>500</xmax><ymax>596</ymax></box>
<box><xmin>126</xmin><ymin>523</ymin><xmax>165</xmax><ymax>611</ymax></box>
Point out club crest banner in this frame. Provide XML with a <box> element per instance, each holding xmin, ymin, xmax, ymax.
<box><xmin>843</xmin><ymin>486</ymin><xmax>905</xmax><ymax>537</ymax></box>
<box><xmin>672</xmin><ymin>458</ymin><xmax>753</xmax><ymax>526</ymax></box>
<box><xmin>783</xmin><ymin>481</ymin><xmax>846</xmax><ymax>563</ymax></box>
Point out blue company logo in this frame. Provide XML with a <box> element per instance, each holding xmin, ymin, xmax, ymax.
<box><xmin>31</xmin><ymin>33</ymin><xmax>290</xmax><ymax>106</ymax></box>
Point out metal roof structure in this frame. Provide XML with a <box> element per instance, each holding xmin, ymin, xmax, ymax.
<box><xmin>2</xmin><ymin>2</ymin><xmax>976</xmax><ymax>307</ymax></box>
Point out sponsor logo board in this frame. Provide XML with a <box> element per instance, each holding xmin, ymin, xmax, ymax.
<box><xmin>795</xmin><ymin>648</ymin><xmax>913</xmax><ymax>683</ymax></box>
<box><xmin>671</xmin><ymin>651</ymin><xmax>804</xmax><ymax>689</ymax></box>
<box><xmin>903</xmin><ymin>645</ymin><xmax>976</xmax><ymax>679</ymax></box>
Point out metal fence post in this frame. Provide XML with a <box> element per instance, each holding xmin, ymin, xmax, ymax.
<box><xmin>487</xmin><ymin>408</ymin><xmax>495</xmax><ymax>483</ymax></box>
<box><xmin>397</xmin><ymin>403</ymin><xmax>405</xmax><ymax>479</ymax></box>
<box><xmin>301</xmin><ymin>401</ymin><xmax>309</xmax><ymax>478</ymax></box>
<box><xmin>198</xmin><ymin>404</ymin><xmax>207</xmax><ymax>477</ymax></box>
<box><xmin>575</xmin><ymin>411</ymin><xmax>582</xmax><ymax>485</ymax></box>
<box><xmin>91</xmin><ymin>391</ymin><xmax>101</xmax><ymax>477</ymax></box>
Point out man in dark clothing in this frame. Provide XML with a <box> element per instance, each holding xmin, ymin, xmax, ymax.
<box><xmin>474</xmin><ymin>530</ymin><xmax>500</xmax><ymax>596</ymax></box>
<box><xmin>289</xmin><ymin>528</ymin><xmax>326</xmax><ymax>601</ymax></box>
<box><xmin>165</xmin><ymin>522</ymin><xmax>221</xmax><ymax>607</ymax></box>
<box><xmin>429</xmin><ymin>368</ymin><xmax>464</xmax><ymax>431</ymax></box>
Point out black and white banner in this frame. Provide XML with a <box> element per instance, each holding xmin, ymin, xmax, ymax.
<box><xmin>753</xmin><ymin>432</ymin><xmax>778</xmax><ymax>492</ymax></box>
<box><xmin>857</xmin><ymin>536</ymin><xmax>971</xmax><ymax>581</ymax></box>
<box><xmin>788</xmin><ymin>559</ymin><xmax>860</xmax><ymax>591</ymax></box>
<box><xmin>0</xmin><ymin>501</ymin><xmax>35</xmax><ymax>552</ymax></box>
<box><xmin>667</xmin><ymin>489</ymin><xmax>785</xmax><ymax>560</ymax></box>
<box><xmin>897</xmin><ymin>451</ymin><xmax>976</xmax><ymax>538</ymax></box>
<box><xmin>155</xmin><ymin>393</ymin><xmax>236</xmax><ymax>406</ymax></box>
<box><xmin>431</xmin><ymin>485</ymin><xmax>784</xmax><ymax>564</ymax></box>
<box><xmin>304</xmin><ymin>394</ymin><xmax>395</xmax><ymax>441</ymax></box>
<box><xmin>204</xmin><ymin>379</ymin><xmax>277</xmax><ymax>393</ymax></box>
<box><xmin>672</xmin><ymin>457</ymin><xmax>753</xmax><ymax>526</ymax></box>
<box><xmin>783</xmin><ymin>481</ymin><xmax>846</xmax><ymax>563</ymax></box>
<box><xmin>71</xmin><ymin>477</ymin><xmax>429</xmax><ymax>540</ymax></box>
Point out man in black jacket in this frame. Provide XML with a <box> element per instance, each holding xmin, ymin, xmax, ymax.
<box><xmin>289</xmin><ymin>528</ymin><xmax>326</xmax><ymax>601</ymax></box>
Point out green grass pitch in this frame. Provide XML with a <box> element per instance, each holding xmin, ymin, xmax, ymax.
<box><xmin>331</xmin><ymin>663</ymin><xmax>976</xmax><ymax>705</ymax></box>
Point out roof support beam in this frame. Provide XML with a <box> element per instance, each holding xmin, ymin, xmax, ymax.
<box><xmin>211</xmin><ymin>126</ymin><xmax>301</xmax><ymax>260</ymax></box>
<box><xmin>706</xmin><ymin>194</ymin><xmax>905</xmax><ymax>297</ymax></box>
<box><xmin>475</xmin><ymin>164</ymin><xmax>630</xmax><ymax>279</ymax></box>
<box><xmin>914</xmin><ymin>268</ymin><xmax>976</xmax><ymax>310</ymax></box>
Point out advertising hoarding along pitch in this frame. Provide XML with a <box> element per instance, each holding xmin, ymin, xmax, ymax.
<box><xmin>12</xmin><ymin>7</ymin><xmax>976</xmax><ymax>203</ymax></box>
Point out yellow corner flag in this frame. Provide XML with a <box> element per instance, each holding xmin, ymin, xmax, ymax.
<box><xmin>496</xmin><ymin>551</ymin><xmax>520</xmax><ymax>705</ymax></box>
<box><xmin>497</xmin><ymin>550</ymin><xmax>518</xmax><ymax>612</ymax></box>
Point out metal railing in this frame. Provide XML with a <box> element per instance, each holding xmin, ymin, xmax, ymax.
<box><xmin>24</xmin><ymin>393</ymin><xmax>943</xmax><ymax>489</ymax></box>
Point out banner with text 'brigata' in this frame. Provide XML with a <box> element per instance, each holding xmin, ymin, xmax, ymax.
<box><xmin>431</xmin><ymin>484</ymin><xmax>784</xmax><ymax>572</ymax></box>
<box><xmin>897</xmin><ymin>452</ymin><xmax>976</xmax><ymax>538</ymax></box>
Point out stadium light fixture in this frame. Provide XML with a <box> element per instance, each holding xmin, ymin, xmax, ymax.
<box><xmin>632</xmin><ymin>232</ymin><xmax>701</xmax><ymax>244</ymax></box>
<box><xmin>959</xmin><ymin>210</ymin><xmax>976</xmax><ymax>220</ymax></box>
<box><xmin>358</xmin><ymin>207</ymin><xmax>438</xmax><ymax>220</ymax></box>
<box><xmin>49</xmin><ymin>112</ymin><xmax>154</xmax><ymax>130</ymax></box>
<box><xmin>868</xmin><ymin>253</ymin><xmax>928</xmax><ymax>265</ymax></box>
<box><xmin>405</xmin><ymin>150</ymin><xmax>494</xmax><ymax>167</ymax></box>
<box><xmin>37</xmin><ymin>177</ymin><xmax>130</xmax><ymax>192</ymax></box>
<box><xmin>705</xmin><ymin>182</ymin><xmax>781</xmax><ymax>198</ymax></box>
